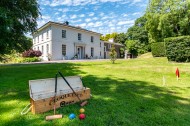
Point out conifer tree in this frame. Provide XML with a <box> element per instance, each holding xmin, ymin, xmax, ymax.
<box><xmin>109</xmin><ymin>44</ymin><xmax>117</xmax><ymax>64</ymax></box>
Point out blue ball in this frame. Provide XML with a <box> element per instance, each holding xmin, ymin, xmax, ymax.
<box><xmin>69</xmin><ymin>113</ymin><xmax>76</xmax><ymax>119</ymax></box>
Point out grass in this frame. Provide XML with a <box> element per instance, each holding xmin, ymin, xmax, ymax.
<box><xmin>0</xmin><ymin>56</ymin><xmax>190</xmax><ymax>126</ymax></box>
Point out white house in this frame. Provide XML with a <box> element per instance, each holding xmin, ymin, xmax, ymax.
<box><xmin>32</xmin><ymin>21</ymin><xmax>104</xmax><ymax>61</ymax></box>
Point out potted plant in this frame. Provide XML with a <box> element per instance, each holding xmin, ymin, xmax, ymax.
<box><xmin>47</xmin><ymin>53</ymin><xmax>52</xmax><ymax>61</ymax></box>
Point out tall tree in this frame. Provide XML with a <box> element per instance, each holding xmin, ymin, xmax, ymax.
<box><xmin>126</xmin><ymin>16</ymin><xmax>150</xmax><ymax>54</ymax></box>
<box><xmin>146</xmin><ymin>0</ymin><xmax>190</xmax><ymax>43</ymax></box>
<box><xmin>109</xmin><ymin>44</ymin><xmax>117</xmax><ymax>64</ymax></box>
<box><xmin>114</xmin><ymin>33</ymin><xmax>127</xmax><ymax>45</ymax></box>
<box><xmin>0</xmin><ymin>0</ymin><xmax>40</xmax><ymax>54</ymax></box>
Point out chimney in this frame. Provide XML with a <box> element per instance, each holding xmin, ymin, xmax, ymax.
<box><xmin>64</xmin><ymin>21</ymin><xmax>69</xmax><ymax>25</ymax></box>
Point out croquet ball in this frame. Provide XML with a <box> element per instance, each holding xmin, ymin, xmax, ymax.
<box><xmin>79</xmin><ymin>108</ymin><xmax>85</xmax><ymax>113</ymax></box>
<box><xmin>79</xmin><ymin>114</ymin><xmax>86</xmax><ymax>120</ymax></box>
<box><xmin>69</xmin><ymin>113</ymin><xmax>76</xmax><ymax>119</ymax></box>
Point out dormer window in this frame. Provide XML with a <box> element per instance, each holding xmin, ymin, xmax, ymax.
<box><xmin>91</xmin><ymin>36</ymin><xmax>94</xmax><ymax>42</ymax></box>
<box><xmin>62</xmin><ymin>30</ymin><xmax>66</xmax><ymax>38</ymax></box>
<box><xmin>78</xmin><ymin>33</ymin><xmax>82</xmax><ymax>41</ymax></box>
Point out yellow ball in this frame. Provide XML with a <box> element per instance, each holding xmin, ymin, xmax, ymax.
<box><xmin>79</xmin><ymin>108</ymin><xmax>85</xmax><ymax>113</ymax></box>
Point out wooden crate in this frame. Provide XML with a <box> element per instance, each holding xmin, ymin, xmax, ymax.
<box><xmin>29</xmin><ymin>76</ymin><xmax>90</xmax><ymax>114</ymax></box>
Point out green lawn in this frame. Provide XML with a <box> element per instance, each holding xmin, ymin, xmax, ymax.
<box><xmin>0</xmin><ymin>57</ymin><xmax>190</xmax><ymax>126</ymax></box>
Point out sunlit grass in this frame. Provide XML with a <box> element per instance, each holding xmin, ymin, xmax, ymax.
<box><xmin>0</xmin><ymin>56</ymin><xmax>190</xmax><ymax>125</ymax></box>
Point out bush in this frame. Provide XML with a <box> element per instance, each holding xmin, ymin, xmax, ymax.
<box><xmin>22</xmin><ymin>49</ymin><xmax>42</xmax><ymax>57</ymax></box>
<box><xmin>151</xmin><ymin>42</ymin><xmax>166</xmax><ymax>57</ymax></box>
<box><xmin>165</xmin><ymin>36</ymin><xmax>190</xmax><ymax>62</ymax></box>
<box><xmin>21</xmin><ymin>57</ymin><xmax>40</xmax><ymax>63</ymax></box>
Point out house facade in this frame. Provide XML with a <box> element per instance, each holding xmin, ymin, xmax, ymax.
<box><xmin>32</xmin><ymin>21</ymin><xmax>104</xmax><ymax>61</ymax></box>
<box><xmin>103</xmin><ymin>41</ymin><xmax>124</xmax><ymax>59</ymax></box>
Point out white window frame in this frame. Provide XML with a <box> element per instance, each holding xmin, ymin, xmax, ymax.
<box><xmin>62</xmin><ymin>30</ymin><xmax>66</xmax><ymax>38</ymax></box>
<box><xmin>78</xmin><ymin>33</ymin><xmax>82</xmax><ymax>41</ymax></box>
<box><xmin>91</xmin><ymin>36</ymin><xmax>94</xmax><ymax>42</ymax></box>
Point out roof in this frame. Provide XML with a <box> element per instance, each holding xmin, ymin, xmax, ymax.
<box><xmin>102</xmin><ymin>41</ymin><xmax>124</xmax><ymax>46</ymax></box>
<box><xmin>33</xmin><ymin>21</ymin><xmax>102</xmax><ymax>35</ymax></box>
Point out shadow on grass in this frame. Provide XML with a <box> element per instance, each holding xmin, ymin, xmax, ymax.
<box><xmin>1</xmin><ymin>64</ymin><xmax>190</xmax><ymax>126</ymax></box>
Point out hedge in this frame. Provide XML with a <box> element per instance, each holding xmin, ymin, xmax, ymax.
<box><xmin>151</xmin><ymin>42</ymin><xmax>166</xmax><ymax>57</ymax></box>
<box><xmin>165</xmin><ymin>36</ymin><xmax>190</xmax><ymax>62</ymax></box>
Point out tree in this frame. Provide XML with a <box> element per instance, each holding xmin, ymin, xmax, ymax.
<box><xmin>109</xmin><ymin>44</ymin><xmax>117</xmax><ymax>64</ymax></box>
<box><xmin>126</xmin><ymin>16</ymin><xmax>150</xmax><ymax>54</ymax></box>
<box><xmin>114</xmin><ymin>33</ymin><xmax>127</xmax><ymax>45</ymax></box>
<box><xmin>0</xmin><ymin>0</ymin><xmax>40</xmax><ymax>54</ymax></box>
<box><xmin>16</xmin><ymin>37</ymin><xmax>33</xmax><ymax>52</ymax></box>
<box><xmin>100</xmin><ymin>32</ymin><xmax>118</xmax><ymax>41</ymax></box>
<box><xmin>125</xmin><ymin>40</ymin><xmax>138</xmax><ymax>56</ymax></box>
<box><xmin>145</xmin><ymin>0</ymin><xmax>190</xmax><ymax>43</ymax></box>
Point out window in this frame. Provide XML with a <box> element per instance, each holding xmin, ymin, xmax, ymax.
<box><xmin>108</xmin><ymin>44</ymin><xmax>111</xmax><ymax>49</ymax></box>
<box><xmin>78</xmin><ymin>33</ymin><xmax>81</xmax><ymax>40</ymax></box>
<box><xmin>100</xmin><ymin>42</ymin><xmax>101</xmax><ymax>47</ymax></box>
<box><xmin>37</xmin><ymin>36</ymin><xmax>39</xmax><ymax>43</ymax></box>
<box><xmin>41</xmin><ymin>34</ymin><xmax>43</xmax><ymax>41</ymax></box>
<box><xmin>38</xmin><ymin>46</ymin><xmax>39</xmax><ymax>50</ymax></box>
<box><xmin>104</xmin><ymin>46</ymin><xmax>106</xmax><ymax>52</ymax></box>
<box><xmin>91</xmin><ymin>47</ymin><xmax>94</xmax><ymax>57</ymax></box>
<box><xmin>46</xmin><ymin>44</ymin><xmax>49</xmax><ymax>54</ymax></box>
<box><xmin>91</xmin><ymin>36</ymin><xmax>94</xmax><ymax>42</ymax></box>
<box><xmin>62</xmin><ymin>44</ymin><xmax>66</xmax><ymax>56</ymax></box>
<box><xmin>100</xmin><ymin>51</ymin><xmax>101</xmax><ymax>56</ymax></box>
<box><xmin>47</xmin><ymin>30</ymin><xmax>49</xmax><ymax>39</ymax></box>
<box><xmin>42</xmin><ymin>45</ymin><xmax>44</xmax><ymax>54</ymax></box>
<box><xmin>62</xmin><ymin>30</ymin><xmax>66</xmax><ymax>38</ymax></box>
<box><xmin>33</xmin><ymin>38</ymin><xmax>35</xmax><ymax>44</ymax></box>
<box><xmin>36</xmin><ymin>36</ymin><xmax>38</xmax><ymax>43</ymax></box>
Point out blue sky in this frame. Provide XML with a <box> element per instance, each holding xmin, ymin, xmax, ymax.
<box><xmin>37</xmin><ymin>0</ymin><xmax>148</xmax><ymax>35</ymax></box>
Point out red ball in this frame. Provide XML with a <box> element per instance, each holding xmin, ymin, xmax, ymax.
<box><xmin>79</xmin><ymin>114</ymin><xmax>86</xmax><ymax>120</ymax></box>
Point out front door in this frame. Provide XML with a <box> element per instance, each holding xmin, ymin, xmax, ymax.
<box><xmin>77</xmin><ymin>47</ymin><xmax>82</xmax><ymax>59</ymax></box>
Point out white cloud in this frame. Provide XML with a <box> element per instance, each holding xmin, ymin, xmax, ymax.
<box><xmin>40</xmin><ymin>0</ymin><xmax>145</xmax><ymax>7</ymax></box>
<box><xmin>37</xmin><ymin>20</ymin><xmax>47</xmax><ymax>28</ymax></box>
<box><xmin>93</xmin><ymin>6</ymin><xmax>100</xmax><ymax>11</ymax></box>
<box><xmin>79</xmin><ymin>14</ymin><xmax>85</xmax><ymax>17</ymax></box>
<box><xmin>122</xmin><ymin>13</ymin><xmax>128</xmax><ymax>17</ymax></box>
<box><xmin>50</xmin><ymin>0</ymin><xmax>72</xmax><ymax>6</ymax></box>
<box><xmin>87</xmin><ymin>22</ymin><xmax>94</xmax><ymax>27</ymax></box>
<box><xmin>129</xmin><ymin>0</ymin><xmax>143</xmax><ymax>6</ymax></box>
<box><xmin>132</xmin><ymin>12</ymin><xmax>141</xmax><ymax>16</ymax></box>
<box><xmin>85</xmin><ymin>18</ymin><xmax>91</xmax><ymax>22</ymax></box>
<box><xmin>94</xmin><ymin>21</ymin><xmax>103</xmax><ymax>27</ymax></box>
<box><xmin>70</xmin><ymin>14</ymin><xmax>77</xmax><ymax>19</ymax></box>
<box><xmin>108</xmin><ymin>23</ymin><xmax>114</xmax><ymax>27</ymax></box>
<box><xmin>92</xmin><ymin>17</ymin><xmax>99</xmax><ymax>20</ymax></box>
<box><xmin>72</xmin><ymin>19</ymin><xmax>82</xmax><ymax>23</ymax></box>
<box><xmin>55</xmin><ymin>12</ymin><xmax>59</xmax><ymax>15</ymax></box>
<box><xmin>118</xmin><ymin>20</ymin><xmax>134</xmax><ymax>25</ymax></box>
<box><xmin>89</xmin><ymin>12</ymin><xmax>95</xmax><ymax>17</ymax></box>
<box><xmin>62</xmin><ymin>8</ymin><xmax>70</xmax><ymax>12</ymax></box>
<box><xmin>47</xmin><ymin>0</ymin><xmax>125</xmax><ymax>6</ymax></box>
<box><xmin>79</xmin><ymin>23</ymin><xmax>87</xmax><ymax>27</ymax></box>
<box><xmin>102</xmin><ymin>16</ymin><xmax>109</xmax><ymax>20</ymax></box>
<box><xmin>100</xmin><ymin>12</ymin><xmax>104</xmax><ymax>16</ymax></box>
<box><xmin>42</xmin><ymin>15</ymin><xmax>51</xmax><ymax>20</ymax></box>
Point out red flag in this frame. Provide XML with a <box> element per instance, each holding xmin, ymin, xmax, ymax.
<box><xmin>176</xmin><ymin>68</ymin><xmax>180</xmax><ymax>78</ymax></box>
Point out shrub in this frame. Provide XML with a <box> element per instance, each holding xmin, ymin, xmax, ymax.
<box><xmin>22</xmin><ymin>49</ymin><xmax>42</xmax><ymax>57</ymax></box>
<box><xmin>109</xmin><ymin>44</ymin><xmax>117</xmax><ymax>64</ymax></box>
<box><xmin>21</xmin><ymin>57</ymin><xmax>40</xmax><ymax>63</ymax></box>
<box><xmin>120</xmin><ymin>47</ymin><xmax>125</xmax><ymax>58</ymax></box>
<box><xmin>165</xmin><ymin>36</ymin><xmax>190</xmax><ymax>62</ymax></box>
<box><xmin>151</xmin><ymin>42</ymin><xmax>166</xmax><ymax>57</ymax></box>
